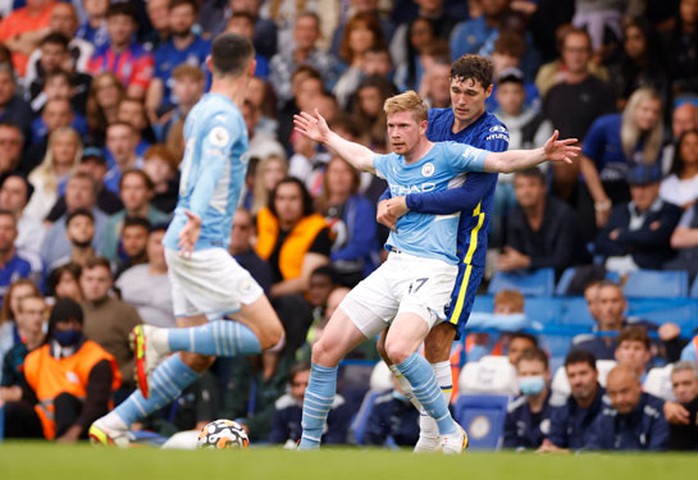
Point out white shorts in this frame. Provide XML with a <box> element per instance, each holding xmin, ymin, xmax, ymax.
<box><xmin>165</xmin><ymin>247</ymin><xmax>264</xmax><ymax>319</ymax></box>
<box><xmin>339</xmin><ymin>251</ymin><xmax>458</xmax><ymax>337</ymax></box>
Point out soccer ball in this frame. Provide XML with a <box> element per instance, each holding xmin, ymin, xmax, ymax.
<box><xmin>196</xmin><ymin>419</ymin><xmax>249</xmax><ymax>449</ymax></box>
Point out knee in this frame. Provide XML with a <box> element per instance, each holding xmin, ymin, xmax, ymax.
<box><xmin>260</xmin><ymin>321</ymin><xmax>284</xmax><ymax>350</ymax></box>
<box><xmin>384</xmin><ymin>339</ymin><xmax>410</xmax><ymax>365</ymax></box>
<box><xmin>180</xmin><ymin>352</ymin><xmax>215</xmax><ymax>372</ymax></box>
<box><xmin>310</xmin><ymin>338</ymin><xmax>339</xmax><ymax>367</ymax></box>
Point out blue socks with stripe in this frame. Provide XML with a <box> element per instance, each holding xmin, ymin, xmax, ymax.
<box><xmin>167</xmin><ymin>320</ymin><xmax>261</xmax><ymax>356</ymax></box>
<box><xmin>298</xmin><ymin>363</ymin><xmax>338</xmax><ymax>450</ymax></box>
<box><xmin>395</xmin><ymin>353</ymin><xmax>457</xmax><ymax>436</ymax></box>
<box><xmin>112</xmin><ymin>354</ymin><xmax>200</xmax><ymax>426</ymax></box>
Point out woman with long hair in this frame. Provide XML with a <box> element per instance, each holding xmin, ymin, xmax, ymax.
<box><xmin>660</xmin><ymin>129</ymin><xmax>698</xmax><ymax>209</ymax></box>
<box><xmin>86</xmin><ymin>72</ymin><xmax>125</xmax><ymax>145</ymax></box>
<box><xmin>252</xmin><ymin>154</ymin><xmax>288</xmax><ymax>215</ymax></box>
<box><xmin>24</xmin><ymin>127</ymin><xmax>83</xmax><ymax>222</ymax></box>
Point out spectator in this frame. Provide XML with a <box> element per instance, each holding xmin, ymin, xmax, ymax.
<box><xmin>504</xmin><ymin>348</ymin><xmax>554</xmax><ymax>450</ymax></box>
<box><xmin>506</xmin><ymin>332</ymin><xmax>538</xmax><ymax>366</ymax></box>
<box><xmin>662</xmin><ymin>0</ymin><xmax>698</xmax><ymax>97</ymax></box>
<box><xmin>660</xmin><ymin>129</ymin><xmax>698</xmax><ymax>210</ymax></box>
<box><xmin>87</xmin><ymin>2</ymin><xmax>154</xmax><ymax>99</ymax></box>
<box><xmin>151</xmin><ymin>64</ymin><xmax>205</xmax><ymax>144</ymax></box>
<box><xmin>24</xmin><ymin>127</ymin><xmax>82</xmax><ymax>223</ymax></box>
<box><xmin>614</xmin><ymin>326</ymin><xmax>652</xmax><ymax>379</ymax></box>
<box><xmin>26</xmin><ymin>98</ymin><xmax>84</xmax><ymax>174</ymax></box>
<box><xmin>116</xmin><ymin>97</ymin><xmax>154</xmax><ymax>157</ymax></box>
<box><xmin>0</xmin><ymin>174</ymin><xmax>44</xmax><ymax>258</ymax></box>
<box><xmin>540</xmin><ymin>350</ymin><xmax>606</xmax><ymax>452</ymax></box>
<box><xmin>0</xmin><ymin>0</ymin><xmax>55</xmax><ymax>77</ymax></box>
<box><xmin>103</xmin><ymin>122</ymin><xmax>143</xmax><ymax>194</ymax></box>
<box><xmin>112</xmin><ymin>217</ymin><xmax>150</xmax><ymax>278</ymax></box>
<box><xmin>351</xmin><ymin>75</ymin><xmax>397</xmax><ymax>151</ymax></box>
<box><xmin>0</xmin><ymin>210</ymin><xmax>34</xmax><ymax>305</ymax></box>
<box><xmin>141</xmin><ymin>0</ymin><xmax>170</xmax><ymax>51</ymax></box>
<box><xmin>49</xmin><ymin>208</ymin><xmax>99</xmax><ymax>270</ymax></box>
<box><xmin>594</xmin><ymin>164</ymin><xmax>682</xmax><ymax>274</ymax></box>
<box><xmin>329</xmin><ymin>0</ymin><xmax>395</xmax><ymax>60</ymax></box>
<box><xmin>251</xmin><ymin>154</ymin><xmax>287</xmax><ymax>215</ymax></box>
<box><xmin>363</xmin><ymin>375</ymin><xmax>420</xmax><ymax>447</ymax></box>
<box><xmin>0</xmin><ymin>63</ymin><xmax>33</xmax><ymax>141</ymax></box>
<box><xmin>142</xmin><ymin>145</ymin><xmax>179</xmax><ymax>214</ymax></box>
<box><xmin>145</xmin><ymin>0</ymin><xmax>211</xmax><ymax>116</ymax></box>
<box><xmin>47</xmin><ymin>262</ymin><xmax>83</xmax><ymax>302</ymax></box>
<box><xmin>0</xmin><ymin>122</ymin><xmax>25</xmax><ymax>183</ymax></box>
<box><xmin>116</xmin><ymin>224</ymin><xmax>174</xmax><ymax>328</ymax></box>
<box><xmin>486</xmin><ymin>31</ymin><xmax>540</xmax><ymax>113</ymax></box>
<box><xmin>268</xmin><ymin>361</ymin><xmax>351</xmax><ymax>446</ymax></box>
<box><xmin>76</xmin><ymin>0</ymin><xmax>109</xmax><ymax>51</ymax></box>
<box><xmin>0</xmin><ymin>279</ymin><xmax>42</xmax><ymax>374</ymax></box>
<box><xmin>420</xmin><ymin>55</ymin><xmax>451</xmax><ymax>109</ymax></box>
<box><xmin>667</xmin><ymin>361</ymin><xmax>698</xmax><ymax>450</ymax></box>
<box><xmin>392</xmin><ymin>16</ymin><xmax>441</xmax><ymax>92</ymax></box>
<box><xmin>671</xmin><ymin>103</ymin><xmax>698</xmax><ymax>141</ymax></box>
<box><xmin>242</xmin><ymin>100</ymin><xmax>286</xmax><ymax>165</ymax></box>
<box><xmin>80</xmin><ymin>256</ymin><xmax>141</xmax><ymax>397</ymax></box>
<box><xmin>498</xmin><ymin>167</ymin><xmax>583</xmax><ymax>276</ymax></box>
<box><xmin>3</xmin><ymin>298</ymin><xmax>121</xmax><ymax>442</ymax></box>
<box><xmin>85</xmin><ymin>72</ymin><xmax>125</xmax><ymax>146</ymax></box>
<box><xmin>101</xmin><ymin>169</ymin><xmax>169</xmax><ymax>262</ymax></box>
<box><xmin>276</xmin><ymin>65</ymin><xmax>324</xmax><ymax>153</ymax></box>
<box><xmin>228</xmin><ymin>208</ymin><xmax>273</xmax><ymax>295</ymax></box>
<box><xmin>224</xmin><ymin>11</ymin><xmax>270</xmax><ymax>79</ymax></box>
<box><xmin>585</xmin><ymin>365</ymin><xmax>668</xmax><ymax>451</ymax></box>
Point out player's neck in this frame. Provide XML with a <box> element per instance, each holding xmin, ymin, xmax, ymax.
<box><xmin>452</xmin><ymin>109</ymin><xmax>484</xmax><ymax>134</ymax></box>
<box><xmin>210</xmin><ymin>77</ymin><xmax>248</xmax><ymax>108</ymax></box>
<box><xmin>404</xmin><ymin>138</ymin><xmax>434</xmax><ymax>164</ymax></box>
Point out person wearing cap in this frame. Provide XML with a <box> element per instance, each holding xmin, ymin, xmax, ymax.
<box><xmin>2</xmin><ymin>298</ymin><xmax>121</xmax><ymax>442</ymax></box>
<box><xmin>594</xmin><ymin>163</ymin><xmax>682</xmax><ymax>274</ymax></box>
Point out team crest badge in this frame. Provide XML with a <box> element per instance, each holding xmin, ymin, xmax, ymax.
<box><xmin>421</xmin><ymin>163</ymin><xmax>435</xmax><ymax>177</ymax></box>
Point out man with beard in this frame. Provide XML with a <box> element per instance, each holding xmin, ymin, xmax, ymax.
<box><xmin>49</xmin><ymin>208</ymin><xmax>99</xmax><ymax>270</ymax></box>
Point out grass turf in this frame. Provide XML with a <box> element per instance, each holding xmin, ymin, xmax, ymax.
<box><xmin>1</xmin><ymin>443</ymin><xmax>696</xmax><ymax>480</ymax></box>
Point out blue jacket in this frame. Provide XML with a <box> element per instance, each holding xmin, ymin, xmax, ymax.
<box><xmin>504</xmin><ymin>391</ymin><xmax>555</xmax><ymax>449</ymax></box>
<box><xmin>267</xmin><ymin>393</ymin><xmax>351</xmax><ymax>445</ymax></box>
<box><xmin>585</xmin><ymin>392</ymin><xmax>669</xmax><ymax>451</ymax></box>
<box><xmin>548</xmin><ymin>385</ymin><xmax>607</xmax><ymax>449</ymax></box>
<box><xmin>328</xmin><ymin>194</ymin><xmax>378</xmax><ymax>277</ymax></box>
<box><xmin>363</xmin><ymin>391</ymin><xmax>420</xmax><ymax>447</ymax></box>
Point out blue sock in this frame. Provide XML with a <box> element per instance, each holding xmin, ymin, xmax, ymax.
<box><xmin>113</xmin><ymin>354</ymin><xmax>200</xmax><ymax>426</ymax></box>
<box><xmin>395</xmin><ymin>353</ymin><xmax>456</xmax><ymax>436</ymax></box>
<box><xmin>298</xmin><ymin>363</ymin><xmax>338</xmax><ymax>450</ymax></box>
<box><xmin>167</xmin><ymin>320</ymin><xmax>261</xmax><ymax>356</ymax></box>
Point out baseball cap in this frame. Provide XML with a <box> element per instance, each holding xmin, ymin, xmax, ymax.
<box><xmin>81</xmin><ymin>146</ymin><xmax>106</xmax><ymax>164</ymax></box>
<box><xmin>626</xmin><ymin>165</ymin><xmax>662</xmax><ymax>186</ymax></box>
<box><xmin>497</xmin><ymin>67</ymin><xmax>524</xmax><ymax>85</ymax></box>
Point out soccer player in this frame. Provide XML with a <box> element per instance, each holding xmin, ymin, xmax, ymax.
<box><xmin>88</xmin><ymin>33</ymin><xmax>284</xmax><ymax>446</ymax></box>
<box><xmin>376</xmin><ymin>54</ymin><xmax>510</xmax><ymax>452</ymax></box>
<box><xmin>292</xmin><ymin>91</ymin><xmax>578</xmax><ymax>452</ymax></box>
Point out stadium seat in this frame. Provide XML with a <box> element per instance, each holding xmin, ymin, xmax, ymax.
<box><xmin>643</xmin><ymin>364</ymin><xmax>675</xmax><ymax>401</ymax></box>
<box><xmin>458</xmin><ymin>355</ymin><xmax>519</xmax><ymax>396</ymax></box>
<box><xmin>487</xmin><ymin>268</ymin><xmax>555</xmax><ymax>296</ymax></box>
<box><xmin>623</xmin><ymin>270</ymin><xmax>689</xmax><ymax>298</ymax></box>
<box><xmin>554</xmin><ymin>267</ymin><xmax>620</xmax><ymax>296</ymax></box>
<box><xmin>691</xmin><ymin>277</ymin><xmax>698</xmax><ymax>299</ymax></box>
<box><xmin>453</xmin><ymin>394</ymin><xmax>509</xmax><ymax>450</ymax></box>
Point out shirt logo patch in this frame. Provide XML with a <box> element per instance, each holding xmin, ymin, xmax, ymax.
<box><xmin>421</xmin><ymin>162</ymin><xmax>435</xmax><ymax>177</ymax></box>
<box><xmin>489</xmin><ymin>125</ymin><xmax>507</xmax><ymax>133</ymax></box>
<box><xmin>209</xmin><ymin>126</ymin><xmax>230</xmax><ymax>147</ymax></box>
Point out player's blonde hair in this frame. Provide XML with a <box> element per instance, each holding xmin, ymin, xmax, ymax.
<box><xmin>383</xmin><ymin>90</ymin><xmax>428</xmax><ymax>123</ymax></box>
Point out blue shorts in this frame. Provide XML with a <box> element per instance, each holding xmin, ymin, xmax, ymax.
<box><xmin>445</xmin><ymin>263</ymin><xmax>485</xmax><ymax>340</ymax></box>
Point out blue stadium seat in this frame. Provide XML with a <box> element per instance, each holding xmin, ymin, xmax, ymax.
<box><xmin>554</xmin><ymin>267</ymin><xmax>620</xmax><ymax>296</ymax></box>
<box><xmin>487</xmin><ymin>268</ymin><xmax>555</xmax><ymax>296</ymax></box>
<box><xmin>691</xmin><ymin>277</ymin><xmax>698</xmax><ymax>299</ymax></box>
<box><xmin>623</xmin><ymin>270</ymin><xmax>689</xmax><ymax>298</ymax></box>
<box><xmin>453</xmin><ymin>394</ymin><xmax>509</xmax><ymax>450</ymax></box>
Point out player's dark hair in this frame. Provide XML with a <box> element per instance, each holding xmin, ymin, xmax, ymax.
<box><xmin>450</xmin><ymin>54</ymin><xmax>493</xmax><ymax>90</ymax></box>
<box><xmin>66</xmin><ymin>207</ymin><xmax>94</xmax><ymax>226</ymax></box>
<box><xmin>517</xmin><ymin>347</ymin><xmax>549</xmax><ymax>370</ymax></box>
<box><xmin>564</xmin><ymin>350</ymin><xmax>597</xmax><ymax>371</ymax></box>
<box><xmin>40</xmin><ymin>32</ymin><xmax>70</xmax><ymax>49</ymax></box>
<box><xmin>210</xmin><ymin>33</ymin><xmax>254</xmax><ymax>78</ymax></box>
<box><xmin>513</xmin><ymin>166</ymin><xmax>545</xmax><ymax>184</ymax></box>
<box><xmin>269</xmin><ymin>177</ymin><xmax>315</xmax><ymax>218</ymax></box>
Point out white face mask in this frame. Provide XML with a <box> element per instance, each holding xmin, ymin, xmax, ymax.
<box><xmin>518</xmin><ymin>375</ymin><xmax>546</xmax><ymax>396</ymax></box>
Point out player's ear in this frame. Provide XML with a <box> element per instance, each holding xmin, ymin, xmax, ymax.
<box><xmin>205</xmin><ymin>56</ymin><xmax>212</xmax><ymax>72</ymax></box>
<box><xmin>485</xmin><ymin>83</ymin><xmax>494</xmax><ymax>98</ymax></box>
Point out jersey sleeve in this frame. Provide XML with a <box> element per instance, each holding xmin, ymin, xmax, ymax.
<box><xmin>406</xmin><ymin>171</ymin><xmax>496</xmax><ymax>215</ymax></box>
<box><xmin>447</xmin><ymin>142</ymin><xmax>488</xmax><ymax>174</ymax></box>
<box><xmin>372</xmin><ymin>154</ymin><xmax>391</xmax><ymax>180</ymax></box>
<box><xmin>480</xmin><ymin>125</ymin><xmax>510</xmax><ymax>153</ymax></box>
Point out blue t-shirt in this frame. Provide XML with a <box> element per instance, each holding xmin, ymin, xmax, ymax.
<box><xmin>163</xmin><ymin>93</ymin><xmax>249</xmax><ymax>251</ymax></box>
<box><xmin>154</xmin><ymin>36</ymin><xmax>212</xmax><ymax>108</ymax></box>
<box><xmin>373</xmin><ymin>142</ymin><xmax>488</xmax><ymax>264</ymax></box>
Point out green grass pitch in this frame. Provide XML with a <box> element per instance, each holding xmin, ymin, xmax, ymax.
<box><xmin>1</xmin><ymin>443</ymin><xmax>697</xmax><ymax>480</ymax></box>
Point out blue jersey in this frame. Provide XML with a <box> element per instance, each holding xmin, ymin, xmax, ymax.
<box><xmin>153</xmin><ymin>36</ymin><xmax>212</xmax><ymax>108</ymax></box>
<box><xmin>163</xmin><ymin>93</ymin><xmax>249</xmax><ymax>251</ymax></box>
<box><xmin>373</xmin><ymin>142</ymin><xmax>488</xmax><ymax>264</ymax></box>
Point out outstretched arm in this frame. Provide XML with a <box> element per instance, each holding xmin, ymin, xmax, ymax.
<box><xmin>294</xmin><ymin>109</ymin><xmax>376</xmax><ymax>173</ymax></box>
<box><xmin>484</xmin><ymin>130</ymin><xmax>580</xmax><ymax>173</ymax></box>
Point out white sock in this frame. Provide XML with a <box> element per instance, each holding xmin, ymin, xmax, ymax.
<box><xmin>431</xmin><ymin>360</ymin><xmax>453</xmax><ymax>405</ymax></box>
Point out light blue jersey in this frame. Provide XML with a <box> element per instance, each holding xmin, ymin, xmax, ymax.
<box><xmin>373</xmin><ymin>142</ymin><xmax>488</xmax><ymax>264</ymax></box>
<box><xmin>163</xmin><ymin>93</ymin><xmax>249</xmax><ymax>251</ymax></box>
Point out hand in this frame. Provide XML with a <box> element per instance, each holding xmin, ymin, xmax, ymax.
<box><xmin>177</xmin><ymin>209</ymin><xmax>202</xmax><ymax>258</ymax></box>
<box><xmin>664</xmin><ymin>401</ymin><xmax>690</xmax><ymax>425</ymax></box>
<box><xmin>658</xmin><ymin>322</ymin><xmax>681</xmax><ymax>341</ymax></box>
<box><xmin>609</xmin><ymin>228</ymin><xmax>621</xmax><ymax>240</ymax></box>
<box><xmin>543</xmin><ymin>130</ymin><xmax>581</xmax><ymax>164</ymax></box>
<box><xmin>537</xmin><ymin>439</ymin><xmax>568</xmax><ymax>453</ymax></box>
<box><xmin>595</xmin><ymin>199</ymin><xmax>611</xmax><ymax>228</ymax></box>
<box><xmin>376</xmin><ymin>199</ymin><xmax>398</xmax><ymax>230</ymax></box>
<box><xmin>293</xmin><ymin>108</ymin><xmax>330</xmax><ymax>144</ymax></box>
<box><xmin>497</xmin><ymin>247</ymin><xmax>531</xmax><ymax>271</ymax></box>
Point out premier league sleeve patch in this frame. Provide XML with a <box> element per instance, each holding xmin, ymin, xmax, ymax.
<box><xmin>208</xmin><ymin>126</ymin><xmax>231</xmax><ymax>148</ymax></box>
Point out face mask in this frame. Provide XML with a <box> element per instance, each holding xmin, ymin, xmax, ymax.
<box><xmin>519</xmin><ymin>375</ymin><xmax>546</xmax><ymax>396</ymax></box>
<box><xmin>54</xmin><ymin>329</ymin><xmax>82</xmax><ymax>347</ymax></box>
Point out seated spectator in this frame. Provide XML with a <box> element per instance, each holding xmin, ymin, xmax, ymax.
<box><xmin>142</xmin><ymin>145</ymin><xmax>179</xmax><ymax>214</ymax></box>
<box><xmin>419</xmin><ymin>55</ymin><xmax>451</xmax><ymax>109</ymax></box>
<box><xmin>87</xmin><ymin>2</ymin><xmax>154</xmax><ymax>99</ymax></box>
<box><xmin>487</xmin><ymin>33</ymin><xmax>540</xmax><ymax>114</ymax></box>
<box><xmin>0</xmin><ymin>175</ymin><xmax>45</xmax><ymax>258</ymax></box>
<box><xmin>103</xmin><ymin>122</ymin><xmax>145</xmax><ymax>194</ymax></box>
<box><xmin>85</xmin><ymin>72</ymin><xmax>125</xmax><ymax>145</ymax></box>
<box><xmin>47</xmin><ymin>262</ymin><xmax>83</xmax><ymax>303</ymax></box>
<box><xmin>76</xmin><ymin>0</ymin><xmax>109</xmax><ymax>50</ymax></box>
<box><xmin>497</xmin><ymin>167</ymin><xmax>584</xmax><ymax>276</ymax></box>
<box><xmin>1</xmin><ymin>294</ymin><xmax>46</xmax><ymax>403</ymax></box>
<box><xmin>0</xmin><ymin>0</ymin><xmax>55</xmax><ymax>77</ymax></box>
<box><xmin>363</xmin><ymin>376</ymin><xmax>420</xmax><ymax>447</ymax></box>
<box><xmin>150</xmin><ymin>65</ymin><xmax>205</xmax><ymax>144</ymax></box>
<box><xmin>0</xmin><ymin>279</ymin><xmax>42</xmax><ymax>374</ymax></box>
<box><xmin>49</xmin><ymin>208</ymin><xmax>99</xmax><ymax>271</ymax></box>
<box><xmin>540</xmin><ymin>350</ymin><xmax>606</xmax><ymax>452</ymax></box>
<box><xmin>228</xmin><ymin>208</ymin><xmax>273</xmax><ymax>296</ymax></box>
<box><xmin>2</xmin><ymin>298</ymin><xmax>121</xmax><ymax>442</ymax></box>
<box><xmin>101</xmin><ymin>169</ymin><xmax>169</xmax><ymax>262</ymax></box>
<box><xmin>268</xmin><ymin>361</ymin><xmax>351</xmax><ymax>446</ymax></box>
<box><xmin>667</xmin><ymin>361</ymin><xmax>698</xmax><ymax>450</ymax></box>
<box><xmin>113</xmin><ymin>217</ymin><xmax>150</xmax><ymax>278</ymax></box>
<box><xmin>661</xmin><ymin>129</ymin><xmax>698</xmax><ymax>210</ymax></box>
<box><xmin>24</xmin><ymin>127</ymin><xmax>82</xmax><ymax>223</ymax></box>
<box><xmin>0</xmin><ymin>64</ymin><xmax>33</xmax><ymax>142</ymax></box>
<box><xmin>0</xmin><ymin>210</ymin><xmax>35</xmax><ymax>304</ymax></box>
<box><xmin>0</xmin><ymin>122</ymin><xmax>26</xmax><ymax>181</ymax></box>
<box><xmin>506</xmin><ymin>332</ymin><xmax>539</xmax><ymax>366</ymax></box>
<box><xmin>242</xmin><ymin>100</ymin><xmax>286</xmax><ymax>164</ymax></box>
<box><xmin>141</xmin><ymin>0</ymin><xmax>170</xmax><ymax>50</ymax></box>
<box><xmin>80</xmin><ymin>256</ymin><xmax>142</xmax><ymax>397</ymax></box>
<box><xmin>224</xmin><ymin>11</ymin><xmax>270</xmax><ymax>79</ymax></box>
<box><xmin>615</xmin><ymin>326</ymin><xmax>653</xmax><ymax>379</ymax></box>
<box><xmin>41</xmin><ymin>171</ymin><xmax>108</xmax><ymax>270</ymax></box>
<box><xmin>116</xmin><ymin>224</ymin><xmax>174</xmax><ymax>328</ymax></box>
<box><xmin>504</xmin><ymin>348</ymin><xmax>554</xmax><ymax>450</ymax></box>
<box><xmin>585</xmin><ymin>365</ymin><xmax>668</xmax><ymax>451</ymax></box>
<box><xmin>251</xmin><ymin>154</ymin><xmax>288</xmax><ymax>215</ymax></box>
<box><xmin>595</xmin><ymin>164</ymin><xmax>682</xmax><ymax>274</ymax></box>
<box><xmin>116</xmin><ymin>97</ymin><xmax>154</xmax><ymax>156</ymax></box>
<box><xmin>392</xmin><ymin>16</ymin><xmax>442</xmax><ymax>93</ymax></box>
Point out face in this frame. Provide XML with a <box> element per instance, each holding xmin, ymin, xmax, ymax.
<box><xmin>65</xmin><ymin>177</ymin><xmax>96</xmax><ymax>211</ymax></box>
<box><xmin>615</xmin><ymin>340</ymin><xmax>650</xmax><ymax>373</ymax></box>
<box><xmin>595</xmin><ymin>285</ymin><xmax>626</xmax><ymax>330</ymax></box>
<box><xmin>680</xmin><ymin>0</ymin><xmax>698</xmax><ymax>24</ymax></box>
<box><xmin>172</xmin><ymin>75</ymin><xmax>204</xmax><ymax>106</ymax></box>
<box><xmin>450</xmin><ymin>77</ymin><xmax>490</xmax><ymax>127</ymax></box>
<box><xmin>623</xmin><ymin>25</ymin><xmax>646</xmax><ymax>60</ymax></box>
<box><xmin>561</xmin><ymin>33</ymin><xmax>591</xmax><ymax>74</ymax></box>
<box><xmin>245</xmin><ymin>77</ymin><xmax>265</xmax><ymax>108</ymax></box>
<box><xmin>672</xmin><ymin>369</ymin><xmax>698</xmax><ymax>404</ymax></box>
<box><xmin>169</xmin><ymin>3</ymin><xmax>195</xmax><ymax>36</ymax></box>
<box><xmin>274</xmin><ymin>182</ymin><xmax>304</xmax><ymax>225</ymax></box>
<box><xmin>294</xmin><ymin>15</ymin><xmax>320</xmax><ymax>50</ymax></box>
<box><xmin>50</xmin><ymin>4</ymin><xmax>78</xmax><ymax>37</ymax></box>
<box><xmin>491</xmin><ymin>52</ymin><xmax>518</xmax><ymax>75</ymax></box>
<box><xmin>16</xmin><ymin>297</ymin><xmax>46</xmax><ymax>335</ymax></box>
<box><xmin>144</xmin><ymin>156</ymin><xmax>174</xmax><ymax>185</ymax></box>
<box><xmin>9</xmin><ymin>284</ymin><xmax>37</xmax><ymax>318</ymax></box>
<box><xmin>513</xmin><ymin>174</ymin><xmax>545</xmax><ymax>209</ymax></box>
<box><xmin>51</xmin><ymin>132</ymin><xmax>79</xmax><ymax>167</ymax></box>
<box><xmin>362</xmin><ymin>50</ymin><xmax>392</xmax><ymax>77</ymax></box>
<box><xmin>480</xmin><ymin>0</ymin><xmax>508</xmax><ymax>16</ymax></box>
<box><xmin>226</xmin><ymin>16</ymin><xmax>254</xmax><ymax>38</ymax></box>
<box><xmin>261</xmin><ymin>158</ymin><xmax>286</xmax><ymax>191</ymax></box>
<box><xmin>146</xmin><ymin>230</ymin><xmax>166</xmax><ymax>269</ymax></box>
<box><xmin>0</xmin><ymin>70</ymin><xmax>15</xmax><ymax>105</ymax></box>
<box><xmin>45</xmin><ymin>76</ymin><xmax>72</xmax><ymax>100</ymax></box>
<box><xmin>147</xmin><ymin>0</ymin><xmax>170</xmax><ymax>31</ymax></box>
<box><xmin>634</xmin><ymin>98</ymin><xmax>661</xmax><ymax>131</ymax></box>
<box><xmin>426</xmin><ymin>63</ymin><xmax>451</xmax><ymax>106</ymax></box>
<box><xmin>508</xmin><ymin>337</ymin><xmax>536</xmax><ymax>365</ymax></box>
<box><xmin>409</xmin><ymin>18</ymin><xmax>434</xmax><ymax>52</ymax></box>
<box><xmin>673</xmin><ymin>105</ymin><xmax>698</xmax><ymax>138</ymax></box>
<box><xmin>584</xmin><ymin>284</ymin><xmax>601</xmax><ymax>319</ymax></box>
<box><xmin>0</xmin><ymin>177</ymin><xmax>28</xmax><ymax>212</ymax></box>
<box><xmin>308</xmin><ymin>274</ymin><xmax>334</xmax><ymax>307</ymax></box>
<box><xmin>386</xmin><ymin>110</ymin><xmax>425</xmax><ymax>156</ymax></box>
<box><xmin>680</xmin><ymin>132</ymin><xmax>698</xmax><ymax>167</ymax></box>
<box><xmin>55</xmin><ymin>271</ymin><xmax>82</xmax><ymax>301</ymax></box>
<box><xmin>290</xmin><ymin>369</ymin><xmax>310</xmax><ymax>402</ymax></box>
<box><xmin>295</xmin><ymin>77</ymin><xmax>323</xmax><ymax>111</ymax></box>
<box><xmin>40</xmin><ymin>43</ymin><xmax>69</xmax><ymax>73</ymax></box>
<box><xmin>357</xmin><ymin>85</ymin><xmax>383</xmax><ymax>117</ymax></box>
<box><xmin>517</xmin><ymin>358</ymin><xmax>548</xmax><ymax>381</ymax></box>
<box><xmin>107</xmin><ymin>14</ymin><xmax>136</xmax><ymax>46</ymax></box>
<box><xmin>95</xmin><ymin>76</ymin><xmax>122</xmax><ymax>108</ymax></box>
<box><xmin>229</xmin><ymin>210</ymin><xmax>253</xmax><ymax>253</ymax></box>
<box><xmin>607</xmin><ymin>371</ymin><xmax>642</xmax><ymax>415</ymax></box>
<box><xmin>0</xmin><ymin>127</ymin><xmax>23</xmax><ymax>165</ymax></box>
<box><xmin>117</xmin><ymin>100</ymin><xmax>147</xmax><ymax>132</ymax></box>
<box><xmin>566</xmin><ymin>362</ymin><xmax>599</xmax><ymax>403</ymax></box>
<box><xmin>629</xmin><ymin>182</ymin><xmax>660</xmax><ymax>212</ymax></box>
<box><xmin>325</xmin><ymin>158</ymin><xmax>355</xmax><ymax>198</ymax></box>
<box><xmin>43</xmin><ymin>100</ymin><xmax>73</xmax><ymax>132</ymax></box>
<box><xmin>106</xmin><ymin>125</ymin><xmax>135</xmax><ymax>166</ymax></box>
<box><xmin>122</xmin><ymin>225</ymin><xmax>148</xmax><ymax>258</ymax></box>
<box><xmin>348</xmin><ymin>21</ymin><xmax>375</xmax><ymax>57</ymax></box>
<box><xmin>120</xmin><ymin>173</ymin><xmax>150</xmax><ymax>212</ymax></box>
<box><xmin>0</xmin><ymin>214</ymin><xmax>17</xmax><ymax>251</ymax></box>
<box><xmin>83</xmin><ymin>0</ymin><xmax>109</xmax><ymax>17</ymax></box>
<box><xmin>77</xmin><ymin>159</ymin><xmax>107</xmax><ymax>183</ymax></box>
<box><xmin>495</xmin><ymin>82</ymin><xmax>525</xmax><ymax>116</ymax></box>
<box><xmin>67</xmin><ymin>214</ymin><xmax>95</xmax><ymax>245</ymax></box>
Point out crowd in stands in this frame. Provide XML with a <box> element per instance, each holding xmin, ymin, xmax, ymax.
<box><xmin>0</xmin><ymin>0</ymin><xmax>697</xmax><ymax>450</ymax></box>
